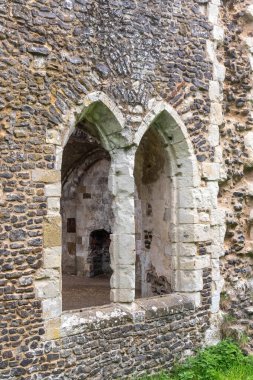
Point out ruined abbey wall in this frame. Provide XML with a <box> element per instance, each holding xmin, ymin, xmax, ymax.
<box><xmin>0</xmin><ymin>0</ymin><xmax>253</xmax><ymax>379</ymax></box>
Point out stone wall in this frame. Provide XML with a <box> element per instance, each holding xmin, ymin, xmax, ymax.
<box><xmin>1</xmin><ymin>295</ymin><xmax>211</xmax><ymax>379</ymax></box>
<box><xmin>217</xmin><ymin>0</ymin><xmax>253</xmax><ymax>349</ymax></box>
<box><xmin>1</xmin><ymin>0</ymin><xmax>251</xmax><ymax>378</ymax></box>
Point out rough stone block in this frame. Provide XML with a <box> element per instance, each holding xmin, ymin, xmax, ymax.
<box><xmin>110</xmin><ymin>234</ymin><xmax>135</xmax><ymax>265</ymax></box>
<box><xmin>176</xmin><ymin>224</ymin><xmax>211</xmax><ymax>243</ymax></box>
<box><xmin>206</xmin><ymin>40</ymin><xmax>216</xmax><ymax>62</ymax></box>
<box><xmin>210</xmin><ymin>294</ymin><xmax>220</xmax><ymax>313</ymax></box>
<box><xmin>171</xmin><ymin>243</ymin><xmax>197</xmax><ymax>257</ymax></box>
<box><xmin>210</xmin><ymin>103</ymin><xmax>223</xmax><ymax>125</ymax></box>
<box><xmin>213</xmin><ymin>25</ymin><xmax>224</xmax><ymax>42</ymax></box>
<box><xmin>201</xmin><ymin>162</ymin><xmax>220</xmax><ymax>181</ymax></box>
<box><xmin>32</xmin><ymin>169</ymin><xmax>61</xmax><ymax>184</ymax></box>
<box><xmin>209</xmin><ymin>81</ymin><xmax>221</xmax><ymax>102</ymax></box>
<box><xmin>180</xmin><ymin>292</ymin><xmax>201</xmax><ymax>308</ymax></box>
<box><xmin>45</xmin><ymin>183</ymin><xmax>61</xmax><ymax>197</ymax></box>
<box><xmin>110</xmin><ymin>288</ymin><xmax>135</xmax><ymax>303</ymax></box>
<box><xmin>47</xmin><ymin>197</ymin><xmax>60</xmax><ymax>214</ymax></box>
<box><xmin>42</xmin><ymin>297</ymin><xmax>62</xmax><ymax>319</ymax></box>
<box><xmin>35</xmin><ymin>279</ymin><xmax>60</xmax><ymax>299</ymax></box>
<box><xmin>43</xmin><ymin>216</ymin><xmax>62</xmax><ymax>247</ymax></box>
<box><xmin>208</xmin><ymin>125</ymin><xmax>220</xmax><ymax>147</ymax></box>
<box><xmin>208</xmin><ymin>3</ymin><xmax>219</xmax><ymax>24</ymax></box>
<box><xmin>178</xmin><ymin>208</ymin><xmax>199</xmax><ymax>224</ymax></box>
<box><xmin>176</xmin><ymin>156</ymin><xmax>200</xmax><ymax>179</ymax></box>
<box><xmin>46</xmin><ymin>129</ymin><xmax>61</xmax><ymax>146</ymax></box>
<box><xmin>110</xmin><ymin>265</ymin><xmax>135</xmax><ymax>289</ymax></box>
<box><xmin>172</xmin><ymin>139</ymin><xmax>193</xmax><ymax>159</ymax></box>
<box><xmin>210</xmin><ymin>208</ymin><xmax>226</xmax><ymax>226</ymax></box>
<box><xmin>55</xmin><ymin>146</ymin><xmax>63</xmax><ymax>170</ymax></box>
<box><xmin>44</xmin><ymin>247</ymin><xmax>61</xmax><ymax>269</ymax></box>
<box><xmin>174</xmin><ymin>269</ymin><xmax>203</xmax><ymax>292</ymax></box>
<box><xmin>172</xmin><ymin>255</ymin><xmax>210</xmax><ymax>270</ymax></box>
<box><xmin>109</xmin><ymin>171</ymin><xmax>135</xmax><ymax>196</ymax></box>
<box><xmin>43</xmin><ymin>318</ymin><xmax>61</xmax><ymax>340</ymax></box>
<box><xmin>112</xmin><ymin>197</ymin><xmax>135</xmax><ymax>233</ymax></box>
<box><xmin>245</xmin><ymin>4</ymin><xmax>253</xmax><ymax>20</ymax></box>
<box><xmin>213</xmin><ymin>62</ymin><xmax>226</xmax><ymax>82</ymax></box>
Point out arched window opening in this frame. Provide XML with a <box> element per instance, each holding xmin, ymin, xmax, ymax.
<box><xmin>134</xmin><ymin>127</ymin><xmax>172</xmax><ymax>298</ymax></box>
<box><xmin>61</xmin><ymin>121</ymin><xmax>113</xmax><ymax>310</ymax></box>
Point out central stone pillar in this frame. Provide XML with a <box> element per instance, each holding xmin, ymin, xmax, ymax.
<box><xmin>109</xmin><ymin>149</ymin><xmax>136</xmax><ymax>303</ymax></box>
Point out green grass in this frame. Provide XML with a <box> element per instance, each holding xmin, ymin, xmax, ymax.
<box><xmin>137</xmin><ymin>341</ymin><xmax>253</xmax><ymax>380</ymax></box>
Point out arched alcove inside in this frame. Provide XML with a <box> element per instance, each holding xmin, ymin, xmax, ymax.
<box><xmin>60</xmin><ymin>95</ymin><xmax>128</xmax><ymax>310</ymax></box>
<box><xmin>134</xmin><ymin>103</ymin><xmax>203</xmax><ymax>299</ymax></box>
<box><xmin>61</xmin><ymin>120</ymin><xmax>113</xmax><ymax>310</ymax></box>
<box><xmin>134</xmin><ymin>127</ymin><xmax>173</xmax><ymax>297</ymax></box>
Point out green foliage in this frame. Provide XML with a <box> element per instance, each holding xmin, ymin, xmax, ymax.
<box><xmin>137</xmin><ymin>341</ymin><xmax>253</xmax><ymax>380</ymax></box>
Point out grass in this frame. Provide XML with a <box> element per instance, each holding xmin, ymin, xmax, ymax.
<box><xmin>137</xmin><ymin>341</ymin><xmax>253</xmax><ymax>380</ymax></box>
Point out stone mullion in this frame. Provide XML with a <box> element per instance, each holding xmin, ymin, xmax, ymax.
<box><xmin>109</xmin><ymin>149</ymin><xmax>136</xmax><ymax>303</ymax></box>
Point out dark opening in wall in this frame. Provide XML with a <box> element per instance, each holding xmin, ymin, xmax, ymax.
<box><xmin>87</xmin><ymin>229</ymin><xmax>111</xmax><ymax>277</ymax></box>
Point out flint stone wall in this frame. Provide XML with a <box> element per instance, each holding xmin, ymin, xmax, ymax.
<box><xmin>2</xmin><ymin>0</ymin><xmax>253</xmax><ymax>377</ymax></box>
<box><xmin>1</xmin><ymin>294</ymin><xmax>211</xmax><ymax>379</ymax></box>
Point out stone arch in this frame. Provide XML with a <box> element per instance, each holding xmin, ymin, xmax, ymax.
<box><xmin>36</xmin><ymin>92</ymin><xmax>135</xmax><ymax>325</ymax></box>
<box><xmin>134</xmin><ymin>102</ymin><xmax>207</xmax><ymax>301</ymax></box>
<box><xmin>61</xmin><ymin>91</ymin><xmax>126</xmax><ymax>149</ymax></box>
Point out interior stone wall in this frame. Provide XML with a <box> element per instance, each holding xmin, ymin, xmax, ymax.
<box><xmin>62</xmin><ymin>157</ymin><xmax>112</xmax><ymax>276</ymax></box>
<box><xmin>135</xmin><ymin>128</ymin><xmax>172</xmax><ymax>297</ymax></box>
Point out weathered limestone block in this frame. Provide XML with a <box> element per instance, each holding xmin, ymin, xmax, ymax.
<box><xmin>174</xmin><ymin>269</ymin><xmax>203</xmax><ymax>292</ymax></box>
<box><xmin>43</xmin><ymin>318</ymin><xmax>61</xmax><ymax>340</ymax></box>
<box><xmin>110</xmin><ymin>288</ymin><xmax>135</xmax><ymax>303</ymax></box>
<box><xmin>209</xmin><ymin>81</ymin><xmax>222</xmax><ymax>102</ymax></box>
<box><xmin>210</xmin><ymin>208</ymin><xmax>226</xmax><ymax>226</ymax></box>
<box><xmin>35</xmin><ymin>279</ymin><xmax>60</xmax><ymax>299</ymax></box>
<box><xmin>208</xmin><ymin>3</ymin><xmax>219</xmax><ymax>25</ymax></box>
<box><xmin>178</xmin><ymin>187</ymin><xmax>197</xmax><ymax>208</ymax></box>
<box><xmin>110</xmin><ymin>265</ymin><xmax>135</xmax><ymax>289</ymax></box>
<box><xmin>109</xmin><ymin>169</ymin><xmax>135</xmax><ymax>196</ymax></box>
<box><xmin>182</xmin><ymin>292</ymin><xmax>201</xmax><ymax>308</ymax></box>
<box><xmin>178</xmin><ymin>208</ymin><xmax>199</xmax><ymax>224</ymax></box>
<box><xmin>172</xmin><ymin>255</ymin><xmax>210</xmax><ymax>270</ymax></box>
<box><xmin>213</xmin><ymin>25</ymin><xmax>224</xmax><ymax>42</ymax></box>
<box><xmin>45</xmin><ymin>183</ymin><xmax>61</xmax><ymax>197</ymax></box>
<box><xmin>55</xmin><ymin>146</ymin><xmax>63</xmax><ymax>170</ymax></box>
<box><xmin>208</xmin><ymin>125</ymin><xmax>220</xmax><ymax>147</ymax></box>
<box><xmin>42</xmin><ymin>297</ymin><xmax>62</xmax><ymax>319</ymax></box>
<box><xmin>176</xmin><ymin>174</ymin><xmax>201</xmax><ymax>188</ymax></box>
<box><xmin>47</xmin><ymin>197</ymin><xmax>60</xmax><ymax>214</ymax></box>
<box><xmin>43</xmin><ymin>216</ymin><xmax>62</xmax><ymax>247</ymax></box>
<box><xmin>112</xmin><ymin>197</ymin><xmax>135</xmax><ymax>234</ymax></box>
<box><xmin>210</xmin><ymin>103</ymin><xmax>223</xmax><ymax>125</ymax></box>
<box><xmin>46</xmin><ymin>129</ymin><xmax>61</xmax><ymax>145</ymax></box>
<box><xmin>245</xmin><ymin>4</ymin><xmax>253</xmax><ymax>20</ymax></box>
<box><xmin>174</xmin><ymin>224</ymin><xmax>211</xmax><ymax>243</ymax></box>
<box><xmin>173</xmin><ymin>139</ymin><xmax>194</xmax><ymax>159</ymax></box>
<box><xmin>176</xmin><ymin>156</ymin><xmax>200</xmax><ymax>179</ymax></box>
<box><xmin>173</xmin><ymin>243</ymin><xmax>198</xmax><ymax>257</ymax></box>
<box><xmin>201</xmin><ymin>162</ymin><xmax>220</xmax><ymax>181</ymax></box>
<box><xmin>32</xmin><ymin>169</ymin><xmax>61</xmax><ymax>183</ymax></box>
<box><xmin>44</xmin><ymin>247</ymin><xmax>61</xmax><ymax>269</ymax></box>
<box><xmin>244</xmin><ymin>132</ymin><xmax>253</xmax><ymax>167</ymax></box>
<box><xmin>110</xmin><ymin>234</ymin><xmax>135</xmax><ymax>265</ymax></box>
<box><xmin>213</xmin><ymin>61</ymin><xmax>226</xmax><ymax>82</ymax></box>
